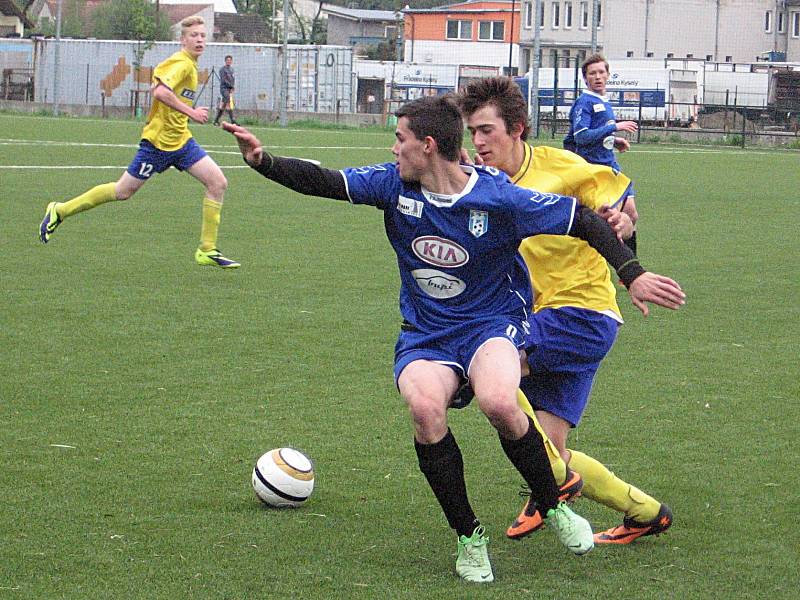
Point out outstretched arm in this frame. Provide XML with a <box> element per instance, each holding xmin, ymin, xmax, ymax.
<box><xmin>223</xmin><ymin>123</ymin><xmax>348</xmax><ymax>200</ymax></box>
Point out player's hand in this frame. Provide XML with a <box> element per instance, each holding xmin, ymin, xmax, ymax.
<box><xmin>223</xmin><ymin>122</ymin><xmax>264</xmax><ymax>166</ymax></box>
<box><xmin>459</xmin><ymin>148</ymin><xmax>473</xmax><ymax>165</ymax></box>
<box><xmin>599</xmin><ymin>204</ymin><xmax>633</xmax><ymax>240</ymax></box>
<box><xmin>614</xmin><ymin>137</ymin><xmax>631</xmax><ymax>152</ymax></box>
<box><xmin>627</xmin><ymin>272</ymin><xmax>685</xmax><ymax>317</ymax></box>
<box><xmin>616</xmin><ymin>120</ymin><xmax>638</xmax><ymax>133</ymax></box>
<box><xmin>192</xmin><ymin>106</ymin><xmax>209</xmax><ymax>124</ymax></box>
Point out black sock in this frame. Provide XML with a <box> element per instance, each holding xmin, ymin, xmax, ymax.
<box><xmin>415</xmin><ymin>430</ymin><xmax>478</xmax><ymax>538</ymax></box>
<box><xmin>228</xmin><ymin>110</ymin><xmax>236</xmax><ymax>123</ymax></box>
<box><xmin>214</xmin><ymin>109</ymin><xmax>223</xmax><ymax>123</ymax></box>
<box><xmin>499</xmin><ymin>416</ymin><xmax>560</xmax><ymax>514</ymax></box>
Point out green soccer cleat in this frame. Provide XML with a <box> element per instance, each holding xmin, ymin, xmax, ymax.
<box><xmin>194</xmin><ymin>248</ymin><xmax>240</xmax><ymax>269</ymax></box>
<box><xmin>39</xmin><ymin>201</ymin><xmax>62</xmax><ymax>243</ymax></box>
<box><xmin>545</xmin><ymin>501</ymin><xmax>594</xmax><ymax>556</ymax></box>
<box><xmin>456</xmin><ymin>525</ymin><xmax>494</xmax><ymax>583</ymax></box>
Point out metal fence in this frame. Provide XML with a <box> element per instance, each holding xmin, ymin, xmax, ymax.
<box><xmin>1</xmin><ymin>37</ymin><xmax>354</xmax><ymax>116</ymax></box>
<box><xmin>532</xmin><ymin>96</ymin><xmax>800</xmax><ymax>148</ymax></box>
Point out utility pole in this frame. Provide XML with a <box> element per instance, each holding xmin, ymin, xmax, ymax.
<box><xmin>280</xmin><ymin>0</ymin><xmax>289</xmax><ymax>127</ymax></box>
<box><xmin>53</xmin><ymin>0</ymin><xmax>63</xmax><ymax>116</ymax></box>
<box><xmin>529</xmin><ymin>0</ymin><xmax>541</xmax><ymax>135</ymax></box>
<box><xmin>508</xmin><ymin>0</ymin><xmax>516</xmax><ymax>74</ymax></box>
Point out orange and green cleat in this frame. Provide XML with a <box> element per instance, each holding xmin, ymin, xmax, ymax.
<box><xmin>506</xmin><ymin>469</ymin><xmax>583</xmax><ymax>539</ymax></box>
<box><xmin>593</xmin><ymin>503</ymin><xmax>673</xmax><ymax>545</ymax></box>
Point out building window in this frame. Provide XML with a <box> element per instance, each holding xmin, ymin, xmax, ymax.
<box><xmin>539</xmin><ymin>1</ymin><xmax>545</xmax><ymax>28</ymax></box>
<box><xmin>646</xmin><ymin>51</ymin><xmax>654</xmax><ymax>58</ymax></box>
<box><xmin>552</xmin><ymin>2</ymin><xmax>560</xmax><ymax>28</ymax></box>
<box><xmin>626</xmin><ymin>50</ymin><xmax>633</xmax><ymax>57</ymax></box>
<box><xmin>686</xmin><ymin>53</ymin><xmax>694</xmax><ymax>58</ymax></box>
<box><xmin>667</xmin><ymin>52</ymin><xmax>674</xmax><ymax>58</ymax></box>
<box><xmin>580</xmin><ymin>1</ymin><xmax>588</xmax><ymax>28</ymax></box>
<box><xmin>706</xmin><ymin>54</ymin><xmax>713</xmax><ymax>61</ymax></box>
<box><xmin>446</xmin><ymin>19</ymin><xmax>472</xmax><ymax>40</ymax></box>
<box><xmin>479</xmin><ymin>20</ymin><xmax>505</xmax><ymax>41</ymax></box>
<box><xmin>524</xmin><ymin>2</ymin><xmax>532</xmax><ymax>29</ymax></box>
<box><xmin>577</xmin><ymin>49</ymin><xmax>586</xmax><ymax>64</ymax></box>
<box><xmin>565</xmin><ymin>1</ymin><xmax>573</xmax><ymax>28</ymax></box>
<box><xmin>550</xmin><ymin>48</ymin><xmax>558</xmax><ymax>67</ymax></box>
<box><xmin>792</xmin><ymin>12</ymin><xmax>800</xmax><ymax>37</ymax></box>
<box><xmin>725</xmin><ymin>55</ymin><xmax>733</xmax><ymax>62</ymax></box>
<box><xmin>765</xmin><ymin>10</ymin><xmax>773</xmax><ymax>33</ymax></box>
<box><xmin>778</xmin><ymin>11</ymin><xmax>786</xmax><ymax>33</ymax></box>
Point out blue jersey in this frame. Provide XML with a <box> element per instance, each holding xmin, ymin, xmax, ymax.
<box><xmin>342</xmin><ymin>163</ymin><xmax>577</xmax><ymax>333</ymax></box>
<box><xmin>564</xmin><ymin>91</ymin><xmax>620</xmax><ymax>170</ymax></box>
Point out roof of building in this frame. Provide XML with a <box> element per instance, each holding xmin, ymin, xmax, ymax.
<box><xmin>158</xmin><ymin>3</ymin><xmax>214</xmax><ymax>26</ymax></box>
<box><xmin>214</xmin><ymin>11</ymin><xmax>271</xmax><ymax>43</ymax></box>
<box><xmin>158</xmin><ymin>0</ymin><xmax>235</xmax><ymax>13</ymax></box>
<box><xmin>322</xmin><ymin>6</ymin><xmax>398</xmax><ymax>22</ymax></box>
<box><xmin>2</xmin><ymin>0</ymin><xmax>39</xmax><ymax>27</ymax></box>
<box><xmin>402</xmin><ymin>0</ymin><xmax>516</xmax><ymax>14</ymax></box>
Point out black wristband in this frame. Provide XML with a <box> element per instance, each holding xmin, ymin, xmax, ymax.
<box><xmin>624</xmin><ymin>230</ymin><xmax>637</xmax><ymax>255</ymax></box>
<box><xmin>252</xmin><ymin>152</ymin><xmax>274</xmax><ymax>175</ymax></box>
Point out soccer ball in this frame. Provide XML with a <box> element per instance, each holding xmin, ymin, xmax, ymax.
<box><xmin>252</xmin><ymin>448</ymin><xmax>315</xmax><ymax>508</ymax></box>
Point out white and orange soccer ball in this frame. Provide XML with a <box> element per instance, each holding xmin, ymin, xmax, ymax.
<box><xmin>252</xmin><ymin>448</ymin><xmax>315</xmax><ymax>508</ymax></box>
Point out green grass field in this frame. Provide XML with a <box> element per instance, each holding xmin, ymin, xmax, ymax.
<box><xmin>2</xmin><ymin>113</ymin><xmax>799</xmax><ymax>599</ymax></box>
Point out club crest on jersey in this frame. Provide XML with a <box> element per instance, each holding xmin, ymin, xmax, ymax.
<box><xmin>469</xmin><ymin>210</ymin><xmax>488</xmax><ymax>238</ymax></box>
<box><xmin>412</xmin><ymin>236</ymin><xmax>469</xmax><ymax>268</ymax></box>
<box><xmin>181</xmin><ymin>89</ymin><xmax>196</xmax><ymax>100</ymax></box>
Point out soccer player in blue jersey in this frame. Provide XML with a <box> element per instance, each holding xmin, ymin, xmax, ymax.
<box><xmin>564</xmin><ymin>54</ymin><xmax>640</xmax><ymax>254</ymax></box>
<box><xmin>223</xmin><ymin>96</ymin><xmax>684</xmax><ymax>583</ymax></box>
<box><xmin>459</xmin><ymin>76</ymin><xmax>676</xmax><ymax>546</ymax></box>
<box><xmin>38</xmin><ymin>16</ymin><xmax>239</xmax><ymax>268</ymax></box>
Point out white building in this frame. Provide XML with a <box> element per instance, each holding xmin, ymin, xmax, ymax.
<box><xmin>519</xmin><ymin>0</ymin><xmax>800</xmax><ymax>70</ymax></box>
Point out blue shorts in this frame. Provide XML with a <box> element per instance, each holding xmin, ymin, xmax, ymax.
<box><xmin>394</xmin><ymin>316</ymin><xmax>528</xmax><ymax>408</ymax></box>
<box><xmin>612</xmin><ymin>181</ymin><xmax>636</xmax><ymax>209</ymax></box>
<box><xmin>520</xmin><ymin>307</ymin><xmax>618</xmax><ymax>427</ymax></box>
<box><xmin>126</xmin><ymin>138</ymin><xmax>207</xmax><ymax>180</ymax></box>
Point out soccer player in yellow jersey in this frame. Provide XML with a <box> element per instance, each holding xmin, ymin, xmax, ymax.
<box><xmin>458</xmin><ymin>77</ymin><xmax>674</xmax><ymax>545</ymax></box>
<box><xmin>39</xmin><ymin>15</ymin><xmax>239</xmax><ymax>269</ymax></box>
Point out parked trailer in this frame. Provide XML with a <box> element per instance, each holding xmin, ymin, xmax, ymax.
<box><xmin>515</xmin><ymin>66</ymin><xmax>674</xmax><ymax>122</ymax></box>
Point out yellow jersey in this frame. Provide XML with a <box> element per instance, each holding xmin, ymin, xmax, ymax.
<box><xmin>511</xmin><ymin>143</ymin><xmax>631</xmax><ymax>320</ymax></box>
<box><xmin>142</xmin><ymin>49</ymin><xmax>198</xmax><ymax>151</ymax></box>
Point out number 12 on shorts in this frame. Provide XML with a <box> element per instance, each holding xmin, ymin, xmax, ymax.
<box><xmin>138</xmin><ymin>163</ymin><xmax>154</xmax><ymax>178</ymax></box>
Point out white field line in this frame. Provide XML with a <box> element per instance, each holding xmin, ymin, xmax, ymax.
<box><xmin>0</xmin><ymin>138</ymin><xmax>796</xmax><ymax>171</ymax></box>
<box><xmin>0</xmin><ymin>113</ymin><xmax>394</xmax><ymax>135</ymax></box>
<box><xmin>0</xmin><ymin>137</ymin><xmax>381</xmax><ymax>168</ymax></box>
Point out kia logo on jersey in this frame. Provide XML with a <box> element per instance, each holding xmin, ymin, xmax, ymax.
<box><xmin>412</xmin><ymin>236</ymin><xmax>469</xmax><ymax>268</ymax></box>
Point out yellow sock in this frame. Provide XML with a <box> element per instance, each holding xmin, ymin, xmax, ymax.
<box><xmin>516</xmin><ymin>389</ymin><xmax>568</xmax><ymax>485</ymax></box>
<box><xmin>568</xmin><ymin>450</ymin><xmax>661</xmax><ymax>522</ymax></box>
<box><xmin>57</xmin><ymin>182</ymin><xmax>117</xmax><ymax>218</ymax></box>
<box><xmin>200</xmin><ymin>198</ymin><xmax>222</xmax><ymax>252</ymax></box>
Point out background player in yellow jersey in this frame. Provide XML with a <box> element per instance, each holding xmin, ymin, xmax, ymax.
<box><xmin>458</xmin><ymin>77</ymin><xmax>674</xmax><ymax>545</ymax></box>
<box><xmin>39</xmin><ymin>16</ymin><xmax>239</xmax><ymax>269</ymax></box>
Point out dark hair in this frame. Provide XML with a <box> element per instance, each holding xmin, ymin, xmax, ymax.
<box><xmin>394</xmin><ymin>95</ymin><xmax>463</xmax><ymax>161</ymax></box>
<box><xmin>581</xmin><ymin>53</ymin><xmax>609</xmax><ymax>78</ymax></box>
<box><xmin>457</xmin><ymin>76</ymin><xmax>531</xmax><ymax>141</ymax></box>
<box><xmin>225</xmin><ymin>54</ymin><xmax>233</xmax><ymax>61</ymax></box>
